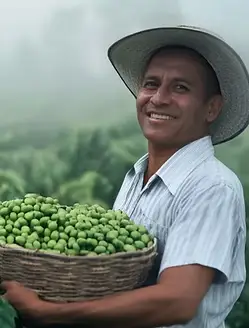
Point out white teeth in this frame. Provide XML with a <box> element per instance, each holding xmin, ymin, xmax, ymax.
<box><xmin>150</xmin><ymin>113</ymin><xmax>175</xmax><ymax>120</ymax></box>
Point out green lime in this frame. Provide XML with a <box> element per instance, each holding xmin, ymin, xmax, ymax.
<box><xmin>33</xmin><ymin>240</ymin><xmax>41</xmax><ymax>249</ymax></box>
<box><xmin>0</xmin><ymin>228</ymin><xmax>7</xmax><ymax>237</ymax></box>
<box><xmin>119</xmin><ymin>228</ymin><xmax>129</xmax><ymax>236</ymax></box>
<box><xmin>40</xmin><ymin>216</ymin><xmax>49</xmax><ymax>227</ymax></box>
<box><xmin>9</xmin><ymin>212</ymin><xmax>17</xmax><ymax>221</ymax></box>
<box><xmin>21</xmin><ymin>226</ymin><xmax>30</xmax><ymax>234</ymax></box>
<box><xmin>98</xmin><ymin>240</ymin><xmax>108</xmax><ymax>247</ymax></box>
<box><xmin>126</xmin><ymin>237</ymin><xmax>133</xmax><ymax>244</ymax></box>
<box><xmin>124</xmin><ymin>244</ymin><xmax>136</xmax><ymax>252</ymax></box>
<box><xmin>0</xmin><ymin>207</ymin><xmax>9</xmax><ymax>216</ymax></box>
<box><xmin>48</xmin><ymin>221</ymin><xmax>58</xmax><ymax>231</ymax></box>
<box><xmin>134</xmin><ymin>240</ymin><xmax>145</xmax><ymax>249</ymax></box>
<box><xmin>50</xmin><ymin>231</ymin><xmax>59</xmax><ymax>241</ymax></box>
<box><xmin>0</xmin><ymin>218</ymin><xmax>5</xmax><ymax>226</ymax></box>
<box><xmin>33</xmin><ymin>226</ymin><xmax>44</xmax><ymax>235</ymax></box>
<box><xmin>106</xmin><ymin>230</ymin><xmax>119</xmax><ymax>242</ymax></box>
<box><xmin>6</xmin><ymin>235</ymin><xmax>15</xmax><ymax>244</ymax></box>
<box><xmin>30</xmin><ymin>218</ymin><xmax>39</xmax><ymax>227</ymax></box>
<box><xmin>13</xmin><ymin>221</ymin><xmax>21</xmax><ymax>229</ymax></box>
<box><xmin>107</xmin><ymin>243</ymin><xmax>116</xmax><ymax>254</ymax></box>
<box><xmin>47</xmin><ymin>240</ymin><xmax>56</xmax><ymax>248</ymax></box>
<box><xmin>130</xmin><ymin>231</ymin><xmax>141</xmax><ymax>241</ymax></box>
<box><xmin>77</xmin><ymin>238</ymin><xmax>86</xmax><ymax>247</ymax></box>
<box><xmin>54</xmin><ymin>243</ymin><xmax>65</xmax><ymax>253</ymax></box>
<box><xmin>112</xmin><ymin>238</ymin><xmax>124</xmax><ymax>251</ymax></box>
<box><xmin>94</xmin><ymin>245</ymin><xmax>106</xmax><ymax>254</ymax></box>
<box><xmin>59</xmin><ymin>232</ymin><xmax>69</xmax><ymax>241</ymax></box>
<box><xmin>141</xmin><ymin>234</ymin><xmax>150</xmax><ymax>245</ymax></box>
<box><xmin>24</xmin><ymin>197</ymin><xmax>36</xmax><ymax>206</ymax></box>
<box><xmin>5</xmin><ymin>224</ymin><xmax>13</xmax><ymax>233</ymax></box>
<box><xmin>12</xmin><ymin>206</ymin><xmax>21</xmax><ymax>213</ymax></box>
<box><xmin>16</xmin><ymin>236</ymin><xmax>26</xmax><ymax>246</ymax></box>
<box><xmin>77</xmin><ymin>231</ymin><xmax>87</xmax><ymax>239</ymax></box>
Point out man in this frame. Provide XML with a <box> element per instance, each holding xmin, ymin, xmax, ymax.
<box><xmin>2</xmin><ymin>25</ymin><xmax>249</xmax><ymax>328</ymax></box>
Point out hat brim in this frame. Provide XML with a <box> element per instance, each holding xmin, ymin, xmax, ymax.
<box><xmin>107</xmin><ymin>26</ymin><xmax>249</xmax><ymax>145</ymax></box>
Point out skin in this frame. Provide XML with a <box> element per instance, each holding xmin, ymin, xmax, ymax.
<box><xmin>1</xmin><ymin>48</ymin><xmax>224</xmax><ymax>328</ymax></box>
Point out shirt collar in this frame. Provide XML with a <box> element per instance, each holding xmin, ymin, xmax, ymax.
<box><xmin>132</xmin><ymin>136</ymin><xmax>214</xmax><ymax>195</ymax></box>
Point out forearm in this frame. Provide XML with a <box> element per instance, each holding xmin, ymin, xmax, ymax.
<box><xmin>38</xmin><ymin>285</ymin><xmax>190</xmax><ymax>328</ymax></box>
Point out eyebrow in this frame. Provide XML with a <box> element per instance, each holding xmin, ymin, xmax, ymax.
<box><xmin>143</xmin><ymin>74</ymin><xmax>193</xmax><ymax>86</ymax></box>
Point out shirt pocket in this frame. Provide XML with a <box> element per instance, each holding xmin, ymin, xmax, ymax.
<box><xmin>133</xmin><ymin>206</ymin><xmax>170</xmax><ymax>257</ymax></box>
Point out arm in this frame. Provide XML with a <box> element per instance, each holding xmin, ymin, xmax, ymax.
<box><xmin>37</xmin><ymin>265</ymin><xmax>215</xmax><ymax>327</ymax></box>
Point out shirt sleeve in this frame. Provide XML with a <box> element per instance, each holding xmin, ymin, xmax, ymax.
<box><xmin>158</xmin><ymin>182</ymin><xmax>245</xmax><ymax>283</ymax></box>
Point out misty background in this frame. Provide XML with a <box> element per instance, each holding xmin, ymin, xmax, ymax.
<box><xmin>0</xmin><ymin>0</ymin><xmax>248</xmax><ymax>130</ymax></box>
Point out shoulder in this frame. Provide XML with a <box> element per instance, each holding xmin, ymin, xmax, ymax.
<box><xmin>176</xmin><ymin>157</ymin><xmax>246</xmax><ymax>227</ymax></box>
<box><xmin>181</xmin><ymin>156</ymin><xmax>244</xmax><ymax>200</ymax></box>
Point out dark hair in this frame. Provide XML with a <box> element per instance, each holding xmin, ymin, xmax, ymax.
<box><xmin>144</xmin><ymin>45</ymin><xmax>221</xmax><ymax>100</ymax></box>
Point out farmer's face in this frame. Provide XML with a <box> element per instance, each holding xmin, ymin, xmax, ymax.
<box><xmin>136</xmin><ymin>49</ymin><xmax>223</xmax><ymax>148</ymax></box>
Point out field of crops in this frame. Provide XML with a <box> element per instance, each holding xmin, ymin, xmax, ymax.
<box><xmin>0</xmin><ymin>119</ymin><xmax>248</xmax><ymax>327</ymax></box>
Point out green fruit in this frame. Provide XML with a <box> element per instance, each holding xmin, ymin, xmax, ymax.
<box><xmin>94</xmin><ymin>245</ymin><xmax>106</xmax><ymax>254</ymax></box>
<box><xmin>0</xmin><ymin>218</ymin><xmax>5</xmax><ymax>226</ymax></box>
<box><xmin>106</xmin><ymin>230</ymin><xmax>119</xmax><ymax>241</ymax></box>
<box><xmin>30</xmin><ymin>218</ymin><xmax>39</xmax><ymax>227</ymax></box>
<box><xmin>0</xmin><ymin>229</ymin><xmax>7</xmax><ymax>237</ymax></box>
<box><xmin>48</xmin><ymin>221</ymin><xmax>58</xmax><ymax>231</ymax></box>
<box><xmin>7</xmin><ymin>235</ymin><xmax>15</xmax><ymax>244</ymax></box>
<box><xmin>0</xmin><ymin>208</ymin><xmax>9</xmax><ymax>216</ymax></box>
<box><xmin>107</xmin><ymin>243</ymin><xmax>116</xmax><ymax>254</ymax></box>
<box><xmin>130</xmin><ymin>231</ymin><xmax>141</xmax><ymax>241</ymax></box>
<box><xmin>77</xmin><ymin>231</ymin><xmax>87</xmax><ymax>239</ymax></box>
<box><xmin>51</xmin><ymin>231</ymin><xmax>59</xmax><ymax>241</ymax></box>
<box><xmin>44</xmin><ymin>236</ymin><xmax>50</xmax><ymax>243</ymax></box>
<box><xmin>47</xmin><ymin>240</ymin><xmax>57</xmax><ymax>248</ymax></box>
<box><xmin>134</xmin><ymin>240</ymin><xmax>145</xmax><ymax>249</ymax></box>
<box><xmin>12</xmin><ymin>206</ymin><xmax>21</xmax><ymax>213</ymax></box>
<box><xmin>77</xmin><ymin>238</ymin><xmax>86</xmax><ymax>247</ymax></box>
<box><xmin>124</xmin><ymin>244</ymin><xmax>136</xmax><ymax>252</ymax></box>
<box><xmin>5</xmin><ymin>224</ymin><xmax>13</xmax><ymax>233</ymax></box>
<box><xmin>21</xmin><ymin>226</ymin><xmax>30</xmax><ymax>234</ymax></box>
<box><xmin>24</xmin><ymin>197</ymin><xmax>36</xmax><ymax>206</ymax></box>
<box><xmin>141</xmin><ymin>234</ymin><xmax>150</xmax><ymax>245</ymax></box>
<box><xmin>16</xmin><ymin>236</ymin><xmax>26</xmax><ymax>246</ymax></box>
<box><xmin>9</xmin><ymin>212</ymin><xmax>17</xmax><ymax>221</ymax></box>
<box><xmin>33</xmin><ymin>240</ymin><xmax>41</xmax><ymax>249</ymax></box>
<box><xmin>33</xmin><ymin>226</ymin><xmax>44</xmax><ymax>235</ymax></box>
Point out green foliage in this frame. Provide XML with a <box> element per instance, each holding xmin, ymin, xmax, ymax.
<box><xmin>0</xmin><ymin>298</ymin><xmax>20</xmax><ymax>328</ymax></box>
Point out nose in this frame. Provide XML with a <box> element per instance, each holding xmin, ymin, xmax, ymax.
<box><xmin>150</xmin><ymin>85</ymin><xmax>172</xmax><ymax>107</ymax></box>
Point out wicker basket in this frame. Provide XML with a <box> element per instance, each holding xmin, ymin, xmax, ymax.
<box><xmin>0</xmin><ymin>239</ymin><xmax>157</xmax><ymax>302</ymax></box>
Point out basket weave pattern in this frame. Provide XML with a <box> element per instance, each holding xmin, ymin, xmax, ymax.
<box><xmin>0</xmin><ymin>240</ymin><xmax>157</xmax><ymax>302</ymax></box>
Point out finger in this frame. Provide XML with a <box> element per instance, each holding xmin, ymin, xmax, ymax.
<box><xmin>1</xmin><ymin>280</ymin><xmax>19</xmax><ymax>290</ymax></box>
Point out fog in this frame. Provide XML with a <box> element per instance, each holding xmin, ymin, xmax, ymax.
<box><xmin>0</xmin><ymin>0</ymin><xmax>248</xmax><ymax>129</ymax></box>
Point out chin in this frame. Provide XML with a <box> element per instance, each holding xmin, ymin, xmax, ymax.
<box><xmin>143</xmin><ymin>131</ymin><xmax>173</xmax><ymax>146</ymax></box>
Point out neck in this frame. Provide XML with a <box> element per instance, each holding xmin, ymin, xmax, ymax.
<box><xmin>144</xmin><ymin>143</ymin><xmax>179</xmax><ymax>184</ymax></box>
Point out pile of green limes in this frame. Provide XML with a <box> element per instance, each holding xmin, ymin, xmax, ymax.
<box><xmin>0</xmin><ymin>194</ymin><xmax>154</xmax><ymax>256</ymax></box>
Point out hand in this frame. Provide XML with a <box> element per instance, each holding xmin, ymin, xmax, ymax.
<box><xmin>1</xmin><ymin>281</ymin><xmax>44</xmax><ymax>321</ymax></box>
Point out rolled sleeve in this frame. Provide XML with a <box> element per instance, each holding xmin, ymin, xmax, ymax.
<box><xmin>159</xmin><ymin>182</ymin><xmax>244</xmax><ymax>283</ymax></box>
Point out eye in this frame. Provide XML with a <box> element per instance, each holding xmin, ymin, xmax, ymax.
<box><xmin>174</xmin><ymin>84</ymin><xmax>190</xmax><ymax>92</ymax></box>
<box><xmin>142</xmin><ymin>80</ymin><xmax>159</xmax><ymax>89</ymax></box>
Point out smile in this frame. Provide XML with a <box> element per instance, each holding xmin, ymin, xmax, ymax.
<box><xmin>148</xmin><ymin>112</ymin><xmax>176</xmax><ymax>120</ymax></box>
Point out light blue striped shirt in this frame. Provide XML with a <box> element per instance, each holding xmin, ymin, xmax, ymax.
<box><xmin>113</xmin><ymin>136</ymin><xmax>246</xmax><ymax>328</ymax></box>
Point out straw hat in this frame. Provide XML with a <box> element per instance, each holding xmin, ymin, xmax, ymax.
<box><xmin>107</xmin><ymin>25</ymin><xmax>249</xmax><ymax>145</ymax></box>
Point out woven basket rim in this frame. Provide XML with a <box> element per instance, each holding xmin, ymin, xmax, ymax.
<box><xmin>0</xmin><ymin>238</ymin><xmax>157</xmax><ymax>260</ymax></box>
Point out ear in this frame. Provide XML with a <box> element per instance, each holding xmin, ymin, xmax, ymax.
<box><xmin>206</xmin><ymin>95</ymin><xmax>223</xmax><ymax>123</ymax></box>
